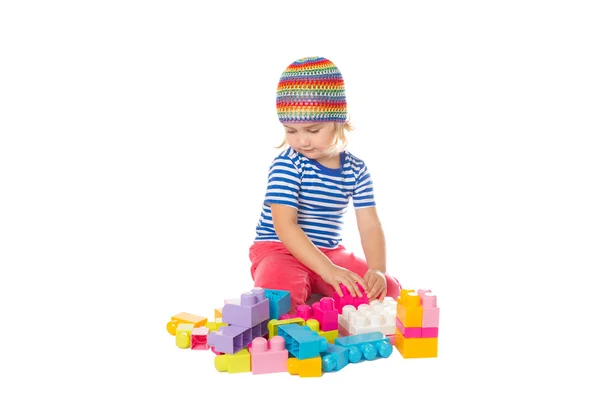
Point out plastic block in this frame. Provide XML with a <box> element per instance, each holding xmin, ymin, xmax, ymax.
<box><xmin>278</xmin><ymin>323</ymin><xmax>328</xmax><ymax>360</ymax></box>
<box><xmin>397</xmin><ymin>289</ymin><xmax>423</xmax><ymax>328</ymax></box>
<box><xmin>221</xmin><ymin>287</ymin><xmax>270</xmax><ymax>328</ymax></box>
<box><xmin>288</xmin><ymin>356</ymin><xmax>322</xmax><ymax>378</ymax></box>
<box><xmin>249</xmin><ymin>336</ymin><xmax>289</xmax><ymax>374</ymax></box>
<box><xmin>214</xmin><ymin>308</ymin><xmax>222</xmax><ymax>319</ymax></box>
<box><xmin>387</xmin><ymin>333</ymin><xmax>396</xmax><ymax>346</ymax></box>
<box><xmin>295</xmin><ymin>304</ymin><xmax>313</xmax><ymax>320</ymax></box>
<box><xmin>396</xmin><ymin>318</ymin><xmax>422</xmax><ymax>338</ymax></box>
<box><xmin>205</xmin><ymin>318</ymin><xmax>227</xmax><ymax>332</ymax></box>
<box><xmin>337</xmin><ymin>325</ymin><xmax>351</xmax><ymax>337</ymax></box>
<box><xmin>419</xmin><ymin>289</ymin><xmax>440</xmax><ymax>327</ymax></box>
<box><xmin>422</xmin><ymin>327</ymin><xmax>439</xmax><ymax>338</ymax></box>
<box><xmin>305</xmin><ymin>319</ymin><xmax>338</xmax><ymax>344</ymax></box>
<box><xmin>312</xmin><ymin>297</ymin><xmax>338</xmax><ymax>331</ymax></box>
<box><xmin>175</xmin><ymin>323</ymin><xmax>194</xmax><ymax>349</ymax></box>
<box><xmin>395</xmin><ymin>329</ymin><xmax>438</xmax><ymax>358</ymax></box>
<box><xmin>321</xmin><ymin>344</ymin><xmax>349</xmax><ymax>372</ymax></box>
<box><xmin>339</xmin><ymin>300</ymin><xmax>396</xmax><ymax>336</ymax></box>
<box><xmin>267</xmin><ymin>317</ymin><xmax>305</xmax><ymax>339</ymax></box>
<box><xmin>263</xmin><ymin>289</ymin><xmax>291</xmax><ymax>319</ymax></box>
<box><xmin>335</xmin><ymin>331</ymin><xmax>393</xmax><ymax>362</ymax></box>
<box><xmin>207</xmin><ymin>320</ymin><xmax>269</xmax><ymax>354</ymax></box>
<box><xmin>215</xmin><ymin>348</ymin><xmax>251</xmax><ymax>373</ymax></box>
<box><xmin>191</xmin><ymin>326</ymin><xmax>210</xmax><ymax>350</ymax></box>
<box><xmin>332</xmin><ymin>283</ymin><xmax>369</xmax><ymax>314</ymax></box>
<box><xmin>166</xmin><ymin>313</ymin><xmax>207</xmax><ymax>336</ymax></box>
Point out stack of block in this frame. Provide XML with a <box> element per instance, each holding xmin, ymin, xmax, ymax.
<box><xmin>395</xmin><ymin>288</ymin><xmax>440</xmax><ymax>358</ymax></box>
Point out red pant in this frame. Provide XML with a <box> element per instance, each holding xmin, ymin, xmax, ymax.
<box><xmin>249</xmin><ymin>241</ymin><xmax>401</xmax><ymax>313</ymax></box>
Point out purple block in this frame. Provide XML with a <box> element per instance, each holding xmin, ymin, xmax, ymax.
<box><xmin>207</xmin><ymin>325</ymin><xmax>249</xmax><ymax>354</ymax></box>
<box><xmin>222</xmin><ymin>288</ymin><xmax>270</xmax><ymax>328</ymax></box>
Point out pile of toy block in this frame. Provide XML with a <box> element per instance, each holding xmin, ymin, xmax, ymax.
<box><xmin>166</xmin><ymin>285</ymin><xmax>439</xmax><ymax>376</ymax></box>
<box><xmin>395</xmin><ymin>288</ymin><xmax>440</xmax><ymax>358</ymax></box>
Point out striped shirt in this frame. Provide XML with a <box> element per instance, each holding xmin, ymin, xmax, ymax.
<box><xmin>254</xmin><ymin>148</ymin><xmax>376</xmax><ymax>249</ymax></box>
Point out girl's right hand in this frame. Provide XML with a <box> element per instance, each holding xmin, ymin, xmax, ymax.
<box><xmin>320</xmin><ymin>263</ymin><xmax>368</xmax><ymax>298</ymax></box>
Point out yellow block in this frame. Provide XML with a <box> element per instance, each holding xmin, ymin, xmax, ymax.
<box><xmin>214</xmin><ymin>308</ymin><xmax>222</xmax><ymax>319</ymax></box>
<box><xmin>397</xmin><ymin>290</ymin><xmax>423</xmax><ymax>328</ymax></box>
<box><xmin>288</xmin><ymin>356</ymin><xmax>322</xmax><ymax>377</ymax></box>
<box><xmin>215</xmin><ymin>349</ymin><xmax>251</xmax><ymax>373</ymax></box>
<box><xmin>305</xmin><ymin>319</ymin><xmax>338</xmax><ymax>344</ymax></box>
<box><xmin>205</xmin><ymin>319</ymin><xmax>227</xmax><ymax>332</ymax></box>
<box><xmin>175</xmin><ymin>323</ymin><xmax>194</xmax><ymax>349</ymax></box>
<box><xmin>167</xmin><ymin>312</ymin><xmax>208</xmax><ymax>336</ymax></box>
<box><xmin>267</xmin><ymin>318</ymin><xmax>305</xmax><ymax>339</ymax></box>
<box><xmin>394</xmin><ymin>329</ymin><xmax>437</xmax><ymax>358</ymax></box>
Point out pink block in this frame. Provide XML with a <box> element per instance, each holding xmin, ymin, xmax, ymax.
<box><xmin>312</xmin><ymin>297</ymin><xmax>338</xmax><ymax>331</ymax></box>
<box><xmin>396</xmin><ymin>317</ymin><xmax>422</xmax><ymax>338</ymax></box>
<box><xmin>296</xmin><ymin>304</ymin><xmax>313</xmax><ymax>320</ymax></box>
<box><xmin>249</xmin><ymin>336</ymin><xmax>288</xmax><ymax>374</ymax></box>
<box><xmin>422</xmin><ymin>327</ymin><xmax>438</xmax><ymax>338</ymax></box>
<box><xmin>191</xmin><ymin>327</ymin><xmax>210</xmax><ymax>350</ymax></box>
<box><xmin>332</xmin><ymin>284</ymin><xmax>369</xmax><ymax>314</ymax></box>
<box><xmin>387</xmin><ymin>333</ymin><xmax>396</xmax><ymax>346</ymax></box>
<box><xmin>419</xmin><ymin>290</ymin><xmax>440</xmax><ymax>327</ymax></box>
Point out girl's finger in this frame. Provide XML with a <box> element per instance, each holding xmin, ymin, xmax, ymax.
<box><xmin>334</xmin><ymin>283</ymin><xmax>344</xmax><ymax>297</ymax></box>
<box><xmin>347</xmin><ymin>277</ymin><xmax>361</xmax><ymax>298</ymax></box>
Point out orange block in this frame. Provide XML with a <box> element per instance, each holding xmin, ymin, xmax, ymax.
<box><xmin>395</xmin><ymin>329</ymin><xmax>437</xmax><ymax>358</ymax></box>
<box><xmin>397</xmin><ymin>290</ymin><xmax>423</xmax><ymax>328</ymax></box>
<box><xmin>288</xmin><ymin>356</ymin><xmax>322</xmax><ymax>378</ymax></box>
<box><xmin>166</xmin><ymin>312</ymin><xmax>208</xmax><ymax>336</ymax></box>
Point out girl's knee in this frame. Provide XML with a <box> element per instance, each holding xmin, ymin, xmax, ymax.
<box><xmin>385</xmin><ymin>275</ymin><xmax>401</xmax><ymax>299</ymax></box>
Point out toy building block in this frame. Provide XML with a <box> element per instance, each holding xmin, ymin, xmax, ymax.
<box><xmin>321</xmin><ymin>344</ymin><xmax>349</xmax><ymax>373</ymax></box>
<box><xmin>215</xmin><ymin>348</ymin><xmax>251</xmax><ymax>373</ymax></box>
<box><xmin>166</xmin><ymin>312</ymin><xmax>207</xmax><ymax>336</ymax></box>
<box><xmin>264</xmin><ymin>289</ymin><xmax>291</xmax><ymax>319</ymax></box>
<box><xmin>288</xmin><ymin>356</ymin><xmax>322</xmax><ymax>378</ymax></box>
<box><xmin>419</xmin><ymin>289</ymin><xmax>440</xmax><ymax>328</ymax></box>
<box><xmin>249</xmin><ymin>336</ymin><xmax>289</xmax><ymax>374</ymax></box>
<box><xmin>387</xmin><ymin>333</ymin><xmax>396</xmax><ymax>346</ymax></box>
<box><xmin>267</xmin><ymin>317</ymin><xmax>305</xmax><ymax>339</ymax></box>
<box><xmin>397</xmin><ymin>289</ymin><xmax>423</xmax><ymax>328</ymax></box>
<box><xmin>335</xmin><ymin>331</ymin><xmax>393</xmax><ymax>363</ymax></box>
<box><xmin>311</xmin><ymin>297</ymin><xmax>338</xmax><ymax>331</ymax></box>
<box><xmin>191</xmin><ymin>326</ymin><xmax>210</xmax><ymax>350</ymax></box>
<box><xmin>338</xmin><ymin>301</ymin><xmax>396</xmax><ymax>337</ymax></box>
<box><xmin>207</xmin><ymin>320</ymin><xmax>269</xmax><ymax>354</ymax></box>
<box><xmin>395</xmin><ymin>329</ymin><xmax>438</xmax><ymax>358</ymax></box>
<box><xmin>214</xmin><ymin>308</ymin><xmax>222</xmax><ymax>319</ymax></box>
<box><xmin>205</xmin><ymin>318</ymin><xmax>227</xmax><ymax>332</ymax></box>
<box><xmin>396</xmin><ymin>318</ymin><xmax>422</xmax><ymax>338</ymax></box>
<box><xmin>175</xmin><ymin>323</ymin><xmax>194</xmax><ymax>349</ymax></box>
<box><xmin>305</xmin><ymin>319</ymin><xmax>338</xmax><ymax>344</ymax></box>
<box><xmin>278</xmin><ymin>323</ymin><xmax>328</xmax><ymax>360</ymax></box>
<box><xmin>221</xmin><ymin>287</ymin><xmax>270</xmax><ymax>328</ymax></box>
<box><xmin>332</xmin><ymin>283</ymin><xmax>369</xmax><ymax>314</ymax></box>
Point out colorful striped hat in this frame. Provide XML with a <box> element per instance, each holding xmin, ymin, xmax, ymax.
<box><xmin>276</xmin><ymin>56</ymin><xmax>347</xmax><ymax>123</ymax></box>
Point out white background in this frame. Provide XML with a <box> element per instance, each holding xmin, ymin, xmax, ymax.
<box><xmin>1</xmin><ymin>0</ymin><xmax>599</xmax><ymax>398</ymax></box>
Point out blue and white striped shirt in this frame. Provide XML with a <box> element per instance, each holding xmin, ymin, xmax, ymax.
<box><xmin>254</xmin><ymin>148</ymin><xmax>376</xmax><ymax>249</ymax></box>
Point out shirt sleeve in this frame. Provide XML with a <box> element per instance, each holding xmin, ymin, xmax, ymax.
<box><xmin>263</xmin><ymin>156</ymin><xmax>301</xmax><ymax>209</ymax></box>
<box><xmin>352</xmin><ymin>163</ymin><xmax>376</xmax><ymax>209</ymax></box>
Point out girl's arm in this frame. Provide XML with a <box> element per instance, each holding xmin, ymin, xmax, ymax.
<box><xmin>271</xmin><ymin>203</ymin><xmax>366</xmax><ymax>297</ymax></box>
<box><xmin>356</xmin><ymin>206</ymin><xmax>386</xmax><ymax>273</ymax></box>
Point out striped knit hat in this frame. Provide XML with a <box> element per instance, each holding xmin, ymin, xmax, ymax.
<box><xmin>276</xmin><ymin>56</ymin><xmax>347</xmax><ymax>123</ymax></box>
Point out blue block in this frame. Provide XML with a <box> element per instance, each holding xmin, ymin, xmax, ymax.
<box><xmin>321</xmin><ymin>344</ymin><xmax>349</xmax><ymax>372</ymax></box>
<box><xmin>263</xmin><ymin>289</ymin><xmax>291</xmax><ymax>319</ymax></box>
<box><xmin>334</xmin><ymin>332</ymin><xmax>393</xmax><ymax>362</ymax></box>
<box><xmin>278</xmin><ymin>323</ymin><xmax>328</xmax><ymax>360</ymax></box>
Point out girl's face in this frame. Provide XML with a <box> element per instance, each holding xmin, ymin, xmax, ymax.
<box><xmin>283</xmin><ymin>122</ymin><xmax>337</xmax><ymax>160</ymax></box>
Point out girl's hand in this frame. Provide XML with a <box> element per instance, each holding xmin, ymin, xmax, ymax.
<box><xmin>320</xmin><ymin>264</ymin><xmax>368</xmax><ymax>298</ymax></box>
<box><xmin>364</xmin><ymin>268</ymin><xmax>387</xmax><ymax>301</ymax></box>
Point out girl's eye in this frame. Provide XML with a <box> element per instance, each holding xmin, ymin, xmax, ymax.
<box><xmin>308</xmin><ymin>130</ymin><xmax>320</xmax><ymax>133</ymax></box>
<box><xmin>286</xmin><ymin>131</ymin><xmax>296</xmax><ymax>134</ymax></box>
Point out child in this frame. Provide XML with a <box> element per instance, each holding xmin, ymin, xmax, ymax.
<box><xmin>249</xmin><ymin>56</ymin><xmax>401</xmax><ymax>313</ymax></box>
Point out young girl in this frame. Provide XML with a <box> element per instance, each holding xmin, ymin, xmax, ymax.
<box><xmin>249</xmin><ymin>56</ymin><xmax>401</xmax><ymax>313</ymax></box>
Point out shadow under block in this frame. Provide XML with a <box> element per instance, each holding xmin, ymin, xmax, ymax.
<box><xmin>215</xmin><ymin>348</ymin><xmax>251</xmax><ymax>373</ymax></box>
<box><xmin>249</xmin><ymin>336</ymin><xmax>289</xmax><ymax>374</ymax></box>
<box><xmin>264</xmin><ymin>288</ymin><xmax>291</xmax><ymax>320</ymax></box>
<box><xmin>288</xmin><ymin>356</ymin><xmax>323</xmax><ymax>377</ymax></box>
<box><xmin>395</xmin><ymin>329</ymin><xmax>438</xmax><ymax>358</ymax></box>
<box><xmin>397</xmin><ymin>290</ymin><xmax>424</xmax><ymax>328</ymax></box>
<box><xmin>167</xmin><ymin>313</ymin><xmax>208</xmax><ymax>336</ymax></box>
<box><xmin>221</xmin><ymin>287</ymin><xmax>270</xmax><ymax>328</ymax></box>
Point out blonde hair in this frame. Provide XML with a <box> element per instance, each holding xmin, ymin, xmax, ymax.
<box><xmin>276</xmin><ymin>120</ymin><xmax>355</xmax><ymax>151</ymax></box>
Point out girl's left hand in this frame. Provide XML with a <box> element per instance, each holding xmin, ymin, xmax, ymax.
<box><xmin>364</xmin><ymin>268</ymin><xmax>387</xmax><ymax>301</ymax></box>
